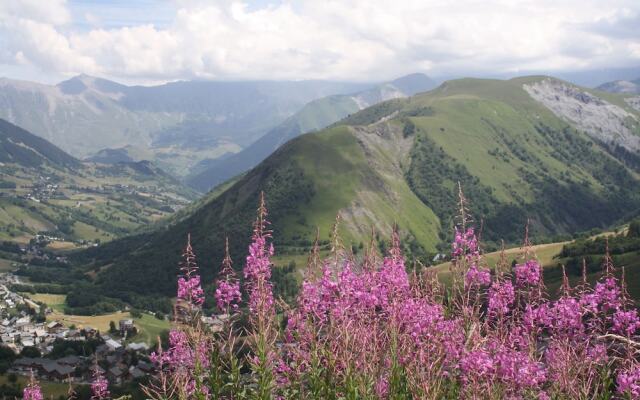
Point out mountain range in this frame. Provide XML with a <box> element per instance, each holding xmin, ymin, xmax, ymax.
<box><xmin>186</xmin><ymin>73</ymin><xmax>437</xmax><ymax>191</ymax></box>
<box><xmin>0</xmin><ymin>75</ymin><xmax>371</xmax><ymax>177</ymax></box>
<box><xmin>74</xmin><ymin>76</ymin><xmax>640</xmax><ymax>305</ymax></box>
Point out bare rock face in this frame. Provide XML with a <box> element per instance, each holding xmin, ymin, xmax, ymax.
<box><xmin>524</xmin><ymin>78</ymin><xmax>640</xmax><ymax>153</ymax></box>
<box><xmin>626</xmin><ymin>97</ymin><xmax>640</xmax><ymax>112</ymax></box>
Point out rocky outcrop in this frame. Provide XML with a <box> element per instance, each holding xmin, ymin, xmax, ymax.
<box><xmin>626</xmin><ymin>97</ymin><xmax>640</xmax><ymax>112</ymax></box>
<box><xmin>524</xmin><ymin>78</ymin><xmax>640</xmax><ymax>153</ymax></box>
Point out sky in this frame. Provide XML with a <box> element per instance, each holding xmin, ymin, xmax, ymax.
<box><xmin>0</xmin><ymin>0</ymin><xmax>639</xmax><ymax>85</ymax></box>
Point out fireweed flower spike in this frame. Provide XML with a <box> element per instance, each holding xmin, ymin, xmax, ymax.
<box><xmin>214</xmin><ymin>237</ymin><xmax>241</xmax><ymax>312</ymax></box>
<box><xmin>243</xmin><ymin>192</ymin><xmax>278</xmax><ymax>397</ymax></box>
<box><xmin>91</xmin><ymin>366</ymin><xmax>110</xmax><ymax>400</ymax></box>
<box><xmin>23</xmin><ymin>371</ymin><xmax>43</xmax><ymax>400</ymax></box>
<box><xmin>176</xmin><ymin>234</ymin><xmax>205</xmax><ymax>318</ymax></box>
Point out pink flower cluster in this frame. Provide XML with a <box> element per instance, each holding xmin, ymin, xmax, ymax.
<box><xmin>487</xmin><ymin>279</ymin><xmax>515</xmax><ymax>316</ymax></box>
<box><xmin>91</xmin><ymin>368</ymin><xmax>110</xmax><ymax>399</ymax></box>
<box><xmin>244</xmin><ymin>234</ymin><xmax>275</xmax><ymax>314</ymax></box>
<box><xmin>618</xmin><ymin>364</ymin><xmax>640</xmax><ymax>398</ymax></box>
<box><xmin>452</xmin><ymin>227</ymin><xmax>478</xmax><ymax>258</ymax></box>
<box><xmin>582</xmin><ymin>277</ymin><xmax>623</xmax><ymax>312</ymax></box>
<box><xmin>215</xmin><ymin>239</ymin><xmax>242</xmax><ymax>311</ymax></box>
<box><xmin>151</xmin><ymin>329</ymin><xmax>209</xmax><ymax>371</ymax></box>
<box><xmin>23</xmin><ymin>380</ymin><xmax>43</xmax><ymax>400</ymax></box>
<box><xmin>244</xmin><ymin>235</ymin><xmax>274</xmax><ymax>282</ymax></box>
<box><xmin>176</xmin><ymin>235</ymin><xmax>205</xmax><ymax>309</ymax></box>
<box><xmin>214</xmin><ymin>279</ymin><xmax>241</xmax><ymax>310</ymax></box>
<box><xmin>514</xmin><ymin>259</ymin><xmax>542</xmax><ymax>286</ymax></box>
<box><xmin>177</xmin><ymin>275</ymin><xmax>205</xmax><ymax>305</ymax></box>
<box><xmin>613</xmin><ymin>309</ymin><xmax>640</xmax><ymax>336</ymax></box>
<box><xmin>465</xmin><ymin>264</ymin><xmax>491</xmax><ymax>287</ymax></box>
<box><xmin>142</xmin><ymin>196</ymin><xmax>640</xmax><ymax>399</ymax></box>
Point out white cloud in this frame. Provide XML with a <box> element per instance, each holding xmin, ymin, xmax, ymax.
<box><xmin>0</xmin><ymin>0</ymin><xmax>638</xmax><ymax>83</ymax></box>
<box><xmin>0</xmin><ymin>0</ymin><xmax>70</xmax><ymax>25</ymax></box>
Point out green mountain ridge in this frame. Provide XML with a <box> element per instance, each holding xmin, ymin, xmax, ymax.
<box><xmin>186</xmin><ymin>73</ymin><xmax>436</xmax><ymax>191</ymax></box>
<box><xmin>73</xmin><ymin>76</ymin><xmax>640</xmax><ymax>307</ymax></box>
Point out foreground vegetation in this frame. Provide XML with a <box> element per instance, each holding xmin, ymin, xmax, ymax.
<box><xmin>25</xmin><ymin>192</ymin><xmax>640</xmax><ymax>400</ymax></box>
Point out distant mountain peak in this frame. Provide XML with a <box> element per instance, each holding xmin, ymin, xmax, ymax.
<box><xmin>390</xmin><ymin>73</ymin><xmax>436</xmax><ymax>94</ymax></box>
<box><xmin>596</xmin><ymin>78</ymin><xmax>640</xmax><ymax>94</ymax></box>
<box><xmin>57</xmin><ymin>74</ymin><xmax>127</xmax><ymax>95</ymax></box>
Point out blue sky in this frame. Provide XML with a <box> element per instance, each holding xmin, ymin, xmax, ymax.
<box><xmin>0</xmin><ymin>0</ymin><xmax>639</xmax><ymax>84</ymax></box>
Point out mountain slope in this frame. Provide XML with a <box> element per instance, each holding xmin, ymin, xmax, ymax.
<box><xmin>73</xmin><ymin>76</ymin><xmax>640</xmax><ymax>306</ymax></box>
<box><xmin>187</xmin><ymin>74</ymin><xmax>436</xmax><ymax>191</ymax></box>
<box><xmin>0</xmin><ymin>75</ymin><xmax>371</xmax><ymax>176</ymax></box>
<box><xmin>0</xmin><ymin>118</ymin><xmax>80</xmax><ymax>169</ymax></box>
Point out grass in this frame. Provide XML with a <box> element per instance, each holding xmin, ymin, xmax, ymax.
<box><xmin>280</xmin><ymin>123</ymin><xmax>440</xmax><ymax>251</ymax></box>
<box><xmin>285</xmin><ymin>126</ymin><xmax>370</xmax><ymax>243</ymax></box>
<box><xmin>134</xmin><ymin>314</ymin><xmax>171</xmax><ymax>344</ymax></box>
<box><xmin>295</xmin><ymin>95</ymin><xmax>360</xmax><ymax>132</ymax></box>
<box><xmin>40</xmin><ymin>298</ymin><xmax>170</xmax><ymax>345</ymax></box>
<box><xmin>71</xmin><ymin>220</ymin><xmax>112</xmax><ymax>242</ymax></box>
<box><xmin>544</xmin><ymin>249</ymin><xmax>640</xmax><ymax>298</ymax></box>
<box><xmin>0</xmin><ymin>374</ymin><xmax>73</xmax><ymax>398</ymax></box>
<box><xmin>409</xmin><ymin>81</ymin><xmax>602</xmax><ymax>202</ymax></box>
<box><xmin>0</xmin><ymin>258</ymin><xmax>16</xmax><ymax>272</ymax></box>
<box><xmin>45</xmin><ymin>241</ymin><xmax>79</xmax><ymax>251</ymax></box>
<box><xmin>67</xmin><ymin>76</ymin><xmax>640</xmax><ymax>310</ymax></box>
<box><xmin>47</xmin><ymin>309</ymin><xmax>131</xmax><ymax>331</ymax></box>
<box><xmin>27</xmin><ymin>293</ymin><xmax>67</xmax><ymax>312</ymax></box>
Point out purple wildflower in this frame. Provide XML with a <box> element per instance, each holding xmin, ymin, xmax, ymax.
<box><xmin>613</xmin><ymin>309</ymin><xmax>640</xmax><ymax>336</ymax></box>
<box><xmin>465</xmin><ymin>264</ymin><xmax>491</xmax><ymax>288</ymax></box>
<box><xmin>215</xmin><ymin>238</ymin><xmax>242</xmax><ymax>311</ymax></box>
<box><xmin>515</xmin><ymin>259</ymin><xmax>542</xmax><ymax>286</ymax></box>
<box><xmin>618</xmin><ymin>364</ymin><xmax>640</xmax><ymax>398</ymax></box>
<box><xmin>177</xmin><ymin>275</ymin><xmax>205</xmax><ymax>305</ymax></box>
<box><xmin>452</xmin><ymin>227</ymin><xmax>478</xmax><ymax>258</ymax></box>
<box><xmin>488</xmin><ymin>279</ymin><xmax>515</xmax><ymax>316</ymax></box>
<box><xmin>23</xmin><ymin>372</ymin><xmax>43</xmax><ymax>400</ymax></box>
<box><xmin>177</xmin><ymin>234</ymin><xmax>205</xmax><ymax>308</ymax></box>
<box><xmin>91</xmin><ymin>368</ymin><xmax>110</xmax><ymax>399</ymax></box>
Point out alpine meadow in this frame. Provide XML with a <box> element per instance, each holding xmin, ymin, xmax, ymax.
<box><xmin>1</xmin><ymin>1</ymin><xmax>640</xmax><ymax>399</ymax></box>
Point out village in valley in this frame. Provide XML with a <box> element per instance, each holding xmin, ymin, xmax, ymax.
<box><xmin>0</xmin><ymin>269</ymin><xmax>232</xmax><ymax>393</ymax></box>
<box><xmin>0</xmin><ymin>271</ymin><xmax>155</xmax><ymax>386</ymax></box>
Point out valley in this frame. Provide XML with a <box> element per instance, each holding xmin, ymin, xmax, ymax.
<box><xmin>2</xmin><ymin>73</ymin><xmax>640</xmax><ymax>324</ymax></box>
<box><xmin>0</xmin><ymin>119</ymin><xmax>196</xmax><ymax>248</ymax></box>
